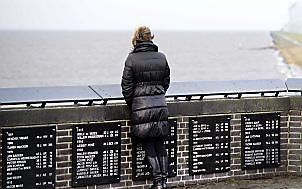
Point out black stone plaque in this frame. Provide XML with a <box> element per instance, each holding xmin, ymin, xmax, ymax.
<box><xmin>189</xmin><ymin>116</ymin><xmax>231</xmax><ymax>175</ymax></box>
<box><xmin>132</xmin><ymin>119</ymin><xmax>177</xmax><ymax>181</ymax></box>
<box><xmin>241</xmin><ymin>113</ymin><xmax>280</xmax><ymax>170</ymax></box>
<box><xmin>2</xmin><ymin>126</ymin><xmax>56</xmax><ymax>189</ymax></box>
<box><xmin>72</xmin><ymin>122</ymin><xmax>121</xmax><ymax>187</ymax></box>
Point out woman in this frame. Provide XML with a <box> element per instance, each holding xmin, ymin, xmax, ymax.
<box><xmin>121</xmin><ymin>26</ymin><xmax>170</xmax><ymax>189</ymax></box>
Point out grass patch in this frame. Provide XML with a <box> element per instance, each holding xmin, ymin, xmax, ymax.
<box><xmin>283</xmin><ymin>32</ymin><xmax>302</xmax><ymax>43</ymax></box>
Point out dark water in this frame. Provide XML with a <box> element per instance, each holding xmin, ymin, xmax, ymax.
<box><xmin>0</xmin><ymin>31</ymin><xmax>294</xmax><ymax>88</ymax></box>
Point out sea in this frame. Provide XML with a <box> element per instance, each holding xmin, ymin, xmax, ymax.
<box><xmin>0</xmin><ymin>30</ymin><xmax>302</xmax><ymax>88</ymax></box>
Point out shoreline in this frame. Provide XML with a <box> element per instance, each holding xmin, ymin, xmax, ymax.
<box><xmin>271</xmin><ymin>31</ymin><xmax>302</xmax><ymax>67</ymax></box>
<box><xmin>271</xmin><ymin>31</ymin><xmax>302</xmax><ymax>78</ymax></box>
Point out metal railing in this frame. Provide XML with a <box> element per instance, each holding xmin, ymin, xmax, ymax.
<box><xmin>1</xmin><ymin>78</ymin><xmax>301</xmax><ymax>107</ymax></box>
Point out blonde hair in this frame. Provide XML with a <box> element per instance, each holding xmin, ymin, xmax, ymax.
<box><xmin>132</xmin><ymin>26</ymin><xmax>154</xmax><ymax>47</ymax></box>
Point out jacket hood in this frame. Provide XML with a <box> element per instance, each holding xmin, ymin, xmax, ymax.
<box><xmin>132</xmin><ymin>41</ymin><xmax>158</xmax><ymax>53</ymax></box>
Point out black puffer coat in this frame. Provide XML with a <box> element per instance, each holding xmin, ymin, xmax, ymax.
<box><xmin>121</xmin><ymin>41</ymin><xmax>170</xmax><ymax>138</ymax></box>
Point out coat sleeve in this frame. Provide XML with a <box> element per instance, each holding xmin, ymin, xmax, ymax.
<box><xmin>121</xmin><ymin>56</ymin><xmax>134</xmax><ymax>106</ymax></box>
<box><xmin>163</xmin><ymin>59</ymin><xmax>170</xmax><ymax>92</ymax></box>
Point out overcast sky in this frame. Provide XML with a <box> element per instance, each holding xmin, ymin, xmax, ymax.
<box><xmin>0</xmin><ymin>0</ymin><xmax>297</xmax><ymax>31</ymax></box>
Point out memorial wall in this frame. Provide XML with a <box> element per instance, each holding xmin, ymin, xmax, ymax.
<box><xmin>2</xmin><ymin>127</ymin><xmax>56</xmax><ymax>189</ymax></box>
<box><xmin>0</xmin><ymin>96</ymin><xmax>302</xmax><ymax>188</ymax></box>
<box><xmin>71</xmin><ymin>122</ymin><xmax>121</xmax><ymax>187</ymax></box>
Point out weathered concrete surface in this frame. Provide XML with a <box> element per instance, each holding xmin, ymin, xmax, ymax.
<box><xmin>0</xmin><ymin>106</ymin><xmax>107</xmax><ymax>127</ymax></box>
<box><xmin>187</xmin><ymin>176</ymin><xmax>302</xmax><ymax>189</ymax></box>
<box><xmin>290</xmin><ymin>96</ymin><xmax>302</xmax><ymax>110</ymax></box>
<box><xmin>168</xmin><ymin>97</ymin><xmax>289</xmax><ymax>116</ymax></box>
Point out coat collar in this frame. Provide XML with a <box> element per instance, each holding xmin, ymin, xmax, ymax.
<box><xmin>132</xmin><ymin>41</ymin><xmax>158</xmax><ymax>53</ymax></box>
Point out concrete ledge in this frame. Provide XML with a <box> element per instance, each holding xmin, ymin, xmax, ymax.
<box><xmin>290</xmin><ymin>96</ymin><xmax>302</xmax><ymax>110</ymax></box>
<box><xmin>0</xmin><ymin>97</ymin><xmax>291</xmax><ymax>126</ymax></box>
<box><xmin>0</xmin><ymin>106</ymin><xmax>105</xmax><ymax>127</ymax></box>
<box><xmin>168</xmin><ymin>97</ymin><xmax>290</xmax><ymax>116</ymax></box>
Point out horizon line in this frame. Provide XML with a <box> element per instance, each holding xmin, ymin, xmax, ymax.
<box><xmin>0</xmin><ymin>28</ymin><xmax>281</xmax><ymax>32</ymax></box>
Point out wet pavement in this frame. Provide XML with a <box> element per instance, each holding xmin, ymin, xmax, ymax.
<box><xmin>187</xmin><ymin>176</ymin><xmax>302</xmax><ymax>189</ymax></box>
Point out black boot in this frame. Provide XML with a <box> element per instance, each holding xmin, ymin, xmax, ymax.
<box><xmin>147</xmin><ymin>156</ymin><xmax>162</xmax><ymax>189</ymax></box>
<box><xmin>159</xmin><ymin>156</ymin><xmax>168</xmax><ymax>189</ymax></box>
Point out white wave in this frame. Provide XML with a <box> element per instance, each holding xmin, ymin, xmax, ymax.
<box><xmin>274</xmin><ymin>49</ymin><xmax>302</xmax><ymax>79</ymax></box>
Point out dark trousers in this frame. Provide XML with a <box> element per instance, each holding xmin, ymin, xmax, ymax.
<box><xmin>143</xmin><ymin>137</ymin><xmax>167</xmax><ymax>157</ymax></box>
